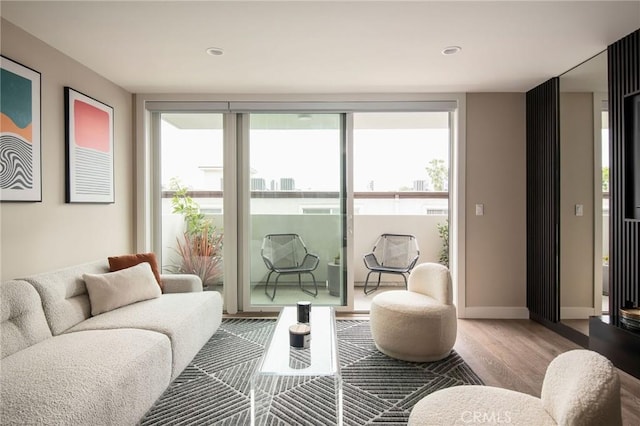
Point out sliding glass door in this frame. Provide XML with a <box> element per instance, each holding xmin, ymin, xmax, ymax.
<box><xmin>246</xmin><ymin>113</ymin><xmax>345</xmax><ymax>307</ymax></box>
<box><xmin>158</xmin><ymin>113</ymin><xmax>225</xmax><ymax>295</ymax></box>
<box><xmin>352</xmin><ymin>112</ymin><xmax>451</xmax><ymax>310</ymax></box>
<box><xmin>146</xmin><ymin>100</ymin><xmax>458</xmax><ymax>313</ymax></box>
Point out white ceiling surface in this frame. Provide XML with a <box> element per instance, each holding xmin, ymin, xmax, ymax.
<box><xmin>1</xmin><ymin>1</ymin><xmax>639</xmax><ymax>94</ymax></box>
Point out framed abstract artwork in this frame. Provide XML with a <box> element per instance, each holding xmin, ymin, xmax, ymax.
<box><xmin>65</xmin><ymin>87</ymin><xmax>114</xmax><ymax>203</ymax></box>
<box><xmin>0</xmin><ymin>55</ymin><xmax>41</xmax><ymax>202</ymax></box>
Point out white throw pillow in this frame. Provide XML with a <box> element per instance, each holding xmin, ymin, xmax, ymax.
<box><xmin>83</xmin><ymin>262</ymin><xmax>162</xmax><ymax>316</ymax></box>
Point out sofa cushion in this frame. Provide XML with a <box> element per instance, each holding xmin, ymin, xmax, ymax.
<box><xmin>23</xmin><ymin>260</ymin><xmax>109</xmax><ymax>335</ymax></box>
<box><xmin>66</xmin><ymin>291</ymin><xmax>223</xmax><ymax>380</ymax></box>
<box><xmin>83</xmin><ymin>262</ymin><xmax>161</xmax><ymax>316</ymax></box>
<box><xmin>108</xmin><ymin>252</ymin><xmax>163</xmax><ymax>289</ymax></box>
<box><xmin>0</xmin><ymin>328</ymin><xmax>171</xmax><ymax>425</ymax></box>
<box><xmin>0</xmin><ymin>280</ymin><xmax>52</xmax><ymax>359</ymax></box>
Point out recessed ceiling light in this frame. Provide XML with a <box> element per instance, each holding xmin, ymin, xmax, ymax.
<box><xmin>441</xmin><ymin>46</ymin><xmax>462</xmax><ymax>56</ymax></box>
<box><xmin>206</xmin><ymin>47</ymin><xmax>224</xmax><ymax>56</ymax></box>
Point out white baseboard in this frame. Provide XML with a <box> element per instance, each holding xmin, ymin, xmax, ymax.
<box><xmin>459</xmin><ymin>306</ymin><xmax>529</xmax><ymax>319</ymax></box>
<box><xmin>560</xmin><ymin>307</ymin><xmax>595</xmax><ymax>319</ymax></box>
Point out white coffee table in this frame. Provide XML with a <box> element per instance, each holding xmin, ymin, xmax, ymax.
<box><xmin>250</xmin><ymin>306</ymin><xmax>342</xmax><ymax>425</ymax></box>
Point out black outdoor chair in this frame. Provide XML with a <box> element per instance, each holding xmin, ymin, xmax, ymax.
<box><xmin>261</xmin><ymin>233</ymin><xmax>320</xmax><ymax>301</ymax></box>
<box><xmin>363</xmin><ymin>233</ymin><xmax>420</xmax><ymax>295</ymax></box>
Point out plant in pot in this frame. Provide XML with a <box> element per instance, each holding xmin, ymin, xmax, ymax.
<box><xmin>168</xmin><ymin>178</ymin><xmax>223</xmax><ymax>288</ymax></box>
<box><xmin>437</xmin><ymin>219</ymin><xmax>449</xmax><ymax>268</ymax></box>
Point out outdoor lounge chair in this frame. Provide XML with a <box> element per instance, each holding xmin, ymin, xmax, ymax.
<box><xmin>261</xmin><ymin>233</ymin><xmax>320</xmax><ymax>301</ymax></box>
<box><xmin>363</xmin><ymin>233</ymin><xmax>420</xmax><ymax>294</ymax></box>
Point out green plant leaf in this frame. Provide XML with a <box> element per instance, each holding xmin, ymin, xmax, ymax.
<box><xmin>168</xmin><ymin>177</ymin><xmax>224</xmax><ymax>285</ymax></box>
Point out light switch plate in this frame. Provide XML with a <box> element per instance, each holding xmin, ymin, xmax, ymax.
<box><xmin>575</xmin><ymin>204</ymin><xmax>584</xmax><ymax>216</ymax></box>
<box><xmin>475</xmin><ymin>204</ymin><xmax>484</xmax><ymax>216</ymax></box>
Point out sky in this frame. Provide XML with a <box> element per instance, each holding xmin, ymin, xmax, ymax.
<box><xmin>161</xmin><ymin>119</ymin><xmax>450</xmax><ymax>192</ymax></box>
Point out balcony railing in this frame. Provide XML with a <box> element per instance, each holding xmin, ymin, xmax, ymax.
<box><xmin>161</xmin><ymin>190</ymin><xmax>449</xmax><ymax>199</ymax></box>
<box><xmin>161</xmin><ymin>189</ymin><xmax>449</xmax><ymax>285</ymax></box>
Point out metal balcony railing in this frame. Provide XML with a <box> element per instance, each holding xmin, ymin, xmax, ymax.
<box><xmin>162</xmin><ymin>190</ymin><xmax>449</xmax><ymax>199</ymax></box>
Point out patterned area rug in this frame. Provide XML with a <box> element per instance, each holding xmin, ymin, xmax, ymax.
<box><xmin>141</xmin><ymin>319</ymin><xmax>483</xmax><ymax>425</ymax></box>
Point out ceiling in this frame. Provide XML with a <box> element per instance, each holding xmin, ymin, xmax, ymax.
<box><xmin>2</xmin><ymin>1</ymin><xmax>639</xmax><ymax>94</ymax></box>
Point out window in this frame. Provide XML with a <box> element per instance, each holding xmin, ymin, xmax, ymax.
<box><xmin>143</xmin><ymin>99</ymin><xmax>461</xmax><ymax>313</ymax></box>
<box><xmin>159</xmin><ymin>113</ymin><xmax>225</xmax><ymax>293</ymax></box>
<box><xmin>248</xmin><ymin>113</ymin><xmax>345</xmax><ymax>307</ymax></box>
<box><xmin>353</xmin><ymin>112</ymin><xmax>450</xmax><ymax>215</ymax></box>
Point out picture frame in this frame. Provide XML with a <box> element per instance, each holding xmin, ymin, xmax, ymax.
<box><xmin>65</xmin><ymin>87</ymin><xmax>114</xmax><ymax>203</ymax></box>
<box><xmin>0</xmin><ymin>55</ymin><xmax>42</xmax><ymax>202</ymax></box>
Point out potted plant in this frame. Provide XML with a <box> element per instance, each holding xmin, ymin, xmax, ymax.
<box><xmin>437</xmin><ymin>219</ymin><xmax>449</xmax><ymax>268</ymax></box>
<box><xmin>168</xmin><ymin>178</ymin><xmax>223</xmax><ymax>287</ymax></box>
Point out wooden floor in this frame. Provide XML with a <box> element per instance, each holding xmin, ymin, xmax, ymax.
<box><xmin>455</xmin><ymin>319</ymin><xmax>640</xmax><ymax>426</ymax></box>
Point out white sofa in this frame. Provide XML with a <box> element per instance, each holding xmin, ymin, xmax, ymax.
<box><xmin>0</xmin><ymin>260</ymin><xmax>223</xmax><ymax>425</ymax></box>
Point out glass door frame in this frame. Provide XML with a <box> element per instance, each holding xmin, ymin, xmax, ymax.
<box><xmin>135</xmin><ymin>95</ymin><xmax>466</xmax><ymax>316</ymax></box>
<box><xmin>238</xmin><ymin>112</ymin><xmax>352</xmax><ymax>312</ymax></box>
<box><xmin>146</xmin><ymin>104</ymin><xmax>239</xmax><ymax>314</ymax></box>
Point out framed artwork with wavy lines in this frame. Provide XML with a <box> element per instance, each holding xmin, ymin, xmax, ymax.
<box><xmin>64</xmin><ymin>87</ymin><xmax>114</xmax><ymax>203</ymax></box>
<box><xmin>0</xmin><ymin>55</ymin><xmax>41</xmax><ymax>202</ymax></box>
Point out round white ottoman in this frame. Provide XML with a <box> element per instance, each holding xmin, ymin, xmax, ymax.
<box><xmin>370</xmin><ymin>289</ymin><xmax>457</xmax><ymax>362</ymax></box>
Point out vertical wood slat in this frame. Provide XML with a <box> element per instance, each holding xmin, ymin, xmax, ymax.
<box><xmin>609</xmin><ymin>29</ymin><xmax>640</xmax><ymax>322</ymax></box>
<box><xmin>526</xmin><ymin>78</ymin><xmax>560</xmax><ymax>322</ymax></box>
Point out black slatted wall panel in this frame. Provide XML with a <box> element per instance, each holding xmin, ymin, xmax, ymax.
<box><xmin>609</xmin><ymin>29</ymin><xmax>640</xmax><ymax>322</ymax></box>
<box><xmin>526</xmin><ymin>78</ymin><xmax>560</xmax><ymax>323</ymax></box>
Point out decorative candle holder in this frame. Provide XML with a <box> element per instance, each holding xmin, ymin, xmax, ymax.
<box><xmin>289</xmin><ymin>324</ymin><xmax>311</xmax><ymax>349</ymax></box>
<box><xmin>297</xmin><ymin>301</ymin><xmax>311</xmax><ymax>324</ymax></box>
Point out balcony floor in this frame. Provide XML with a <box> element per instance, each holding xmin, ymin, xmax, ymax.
<box><xmin>242</xmin><ymin>283</ymin><xmax>402</xmax><ymax>312</ymax></box>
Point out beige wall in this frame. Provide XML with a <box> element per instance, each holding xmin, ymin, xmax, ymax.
<box><xmin>465</xmin><ymin>93</ymin><xmax>526</xmax><ymax>309</ymax></box>
<box><xmin>0</xmin><ymin>21</ymin><xmax>529</xmax><ymax>316</ymax></box>
<box><xmin>0</xmin><ymin>20</ymin><xmax>134</xmax><ymax>281</ymax></box>
<box><xmin>560</xmin><ymin>92</ymin><xmax>594</xmax><ymax>310</ymax></box>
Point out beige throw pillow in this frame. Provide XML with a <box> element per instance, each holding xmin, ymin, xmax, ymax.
<box><xmin>83</xmin><ymin>262</ymin><xmax>161</xmax><ymax>316</ymax></box>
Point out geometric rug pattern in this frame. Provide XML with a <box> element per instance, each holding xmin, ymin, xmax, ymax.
<box><xmin>140</xmin><ymin>319</ymin><xmax>483</xmax><ymax>425</ymax></box>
